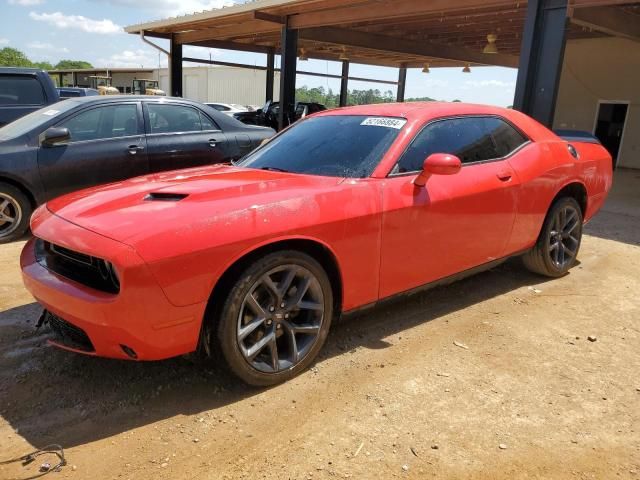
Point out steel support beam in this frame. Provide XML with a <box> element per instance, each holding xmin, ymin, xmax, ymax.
<box><xmin>340</xmin><ymin>61</ymin><xmax>350</xmax><ymax>107</ymax></box>
<box><xmin>278</xmin><ymin>19</ymin><xmax>298</xmax><ymax>130</ymax></box>
<box><xmin>513</xmin><ymin>0</ymin><xmax>568</xmax><ymax>127</ymax></box>
<box><xmin>571</xmin><ymin>5</ymin><xmax>640</xmax><ymax>42</ymax></box>
<box><xmin>266</xmin><ymin>49</ymin><xmax>275</xmax><ymax>103</ymax></box>
<box><xmin>181</xmin><ymin>56</ymin><xmax>397</xmax><ymax>85</ymax></box>
<box><xmin>169</xmin><ymin>34</ymin><xmax>183</xmax><ymax>97</ymax></box>
<box><xmin>396</xmin><ymin>66</ymin><xmax>407</xmax><ymax>103</ymax></box>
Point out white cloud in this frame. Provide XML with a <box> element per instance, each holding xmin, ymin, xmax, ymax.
<box><xmin>94</xmin><ymin>0</ymin><xmax>234</xmax><ymax>16</ymax></box>
<box><xmin>27</xmin><ymin>41</ymin><xmax>69</xmax><ymax>53</ymax></box>
<box><xmin>421</xmin><ymin>79</ymin><xmax>448</xmax><ymax>88</ymax></box>
<box><xmin>8</xmin><ymin>0</ymin><xmax>44</xmax><ymax>5</ymax></box>
<box><xmin>29</xmin><ymin>11</ymin><xmax>122</xmax><ymax>34</ymax></box>
<box><xmin>96</xmin><ymin>45</ymin><xmax>223</xmax><ymax>69</ymax></box>
<box><xmin>0</xmin><ymin>38</ymin><xmax>9</xmax><ymax>46</ymax></box>
<box><xmin>464</xmin><ymin>80</ymin><xmax>515</xmax><ymax>88</ymax></box>
<box><xmin>183</xmin><ymin>45</ymin><xmax>222</xmax><ymax>58</ymax></box>
<box><xmin>98</xmin><ymin>48</ymin><xmax>167</xmax><ymax>68</ymax></box>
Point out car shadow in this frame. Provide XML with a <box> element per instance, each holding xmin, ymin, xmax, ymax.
<box><xmin>584</xmin><ymin>211</ymin><xmax>640</xmax><ymax>246</ymax></box>
<box><xmin>582</xmin><ymin>168</ymin><xmax>640</xmax><ymax>247</ymax></box>
<box><xmin>0</xmin><ymin>258</ymin><xmax>555</xmax><ymax>450</ymax></box>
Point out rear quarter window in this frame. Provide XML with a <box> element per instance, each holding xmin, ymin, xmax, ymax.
<box><xmin>0</xmin><ymin>74</ymin><xmax>46</xmax><ymax>106</ymax></box>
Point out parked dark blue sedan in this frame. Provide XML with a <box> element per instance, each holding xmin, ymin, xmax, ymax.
<box><xmin>0</xmin><ymin>96</ymin><xmax>274</xmax><ymax>242</ymax></box>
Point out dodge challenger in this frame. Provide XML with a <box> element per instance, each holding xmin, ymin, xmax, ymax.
<box><xmin>21</xmin><ymin>102</ymin><xmax>613</xmax><ymax>386</ymax></box>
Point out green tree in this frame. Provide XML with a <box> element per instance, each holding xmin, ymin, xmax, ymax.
<box><xmin>295</xmin><ymin>85</ymin><xmax>445</xmax><ymax>107</ymax></box>
<box><xmin>0</xmin><ymin>47</ymin><xmax>34</xmax><ymax>67</ymax></box>
<box><xmin>54</xmin><ymin>60</ymin><xmax>93</xmax><ymax>70</ymax></box>
<box><xmin>406</xmin><ymin>96</ymin><xmax>436</xmax><ymax>102</ymax></box>
<box><xmin>33</xmin><ymin>61</ymin><xmax>55</xmax><ymax>70</ymax></box>
<box><xmin>0</xmin><ymin>47</ymin><xmax>91</xmax><ymax>71</ymax></box>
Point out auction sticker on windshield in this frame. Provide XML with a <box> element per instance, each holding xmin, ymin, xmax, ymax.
<box><xmin>360</xmin><ymin>117</ymin><xmax>407</xmax><ymax>129</ymax></box>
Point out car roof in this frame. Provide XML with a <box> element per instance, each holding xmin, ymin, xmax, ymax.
<box><xmin>65</xmin><ymin>95</ymin><xmax>209</xmax><ymax>106</ymax></box>
<box><xmin>314</xmin><ymin>101</ymin><xmax>551</xmax><ymax>141</ymax></box>
<box><xmin>317</xmin><ymin>101</ymin><xmax>519</xmax><ymax>120</ymax></box>
<box><xmin>0</xmin><ymin>67</ymin><xmax>46</xmax><ymax>74</ymax></box>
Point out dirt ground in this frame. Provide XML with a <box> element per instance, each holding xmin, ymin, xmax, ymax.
<box><xmin>1</xmin><ymin>170</ymin><xmax>639</xmax><ymax>480</ymax></box>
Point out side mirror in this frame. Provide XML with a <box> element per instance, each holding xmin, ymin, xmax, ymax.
<box><xmin>414</xmin><ymin>153</ymin><xmax>462</xmax><ymax>187</ymax></box>
<box><xmin>256</xmin><ymin>109</ymin><xmax>263</xmax><ymax>115</ymax></box>
<box><xmin>40</xmin><ymin>127</ymin><xmax>70</xmax><ymax>147</ymax></box>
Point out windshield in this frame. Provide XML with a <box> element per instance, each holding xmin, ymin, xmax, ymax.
<box><xmin>239</xmin><ymin>115</ymin><xmax>406</xmax><ymax>178</ymax></box>
<box><xmin>0</xmin><ymin>100</ymin><xmax>78</xmax><ymax>141</ymax></box>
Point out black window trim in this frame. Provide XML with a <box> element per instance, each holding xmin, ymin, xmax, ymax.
<box><xmin>143</xmin><ymin>101</ymin><xmax>222</xmax><ymax>136</ymax></box>
<box><xmin>387</xmin><ymin>114</ymin><xmax>532</xmax><ymax>177</ymax></box>
<box><xmin>198</xmin><ymin>109</ymin><xmax>222</xmax><ymax>133</ymax></box>
<box><xmin>52</xmin><ymin>101</ymin><xmax>143</xmax><ymax>146</ymax></box>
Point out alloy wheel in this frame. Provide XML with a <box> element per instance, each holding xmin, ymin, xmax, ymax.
<box><xmin>237</xmin><ymin>264</ymin><xmax>325</xmax><ymax>373</ymax></box>
<box><xmin>548</xmin><ymin>204</ymin><xmax>580</xmax><ymax>269</ymax></box>
<box><xmin>0</xmin><ymin>193</ymin><xmax>22</xmax><ymax>238</ymax></box>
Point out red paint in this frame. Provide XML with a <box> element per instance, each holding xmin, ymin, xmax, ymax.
<box><xmin>414</xmin><ymin>154</ymin><xmax>462</xmax><ymax>186</ymax></box>
<box><xmin>21</xmin><ymin>102</ymin><xmax>613</xmax><ymax>361</ymax></box>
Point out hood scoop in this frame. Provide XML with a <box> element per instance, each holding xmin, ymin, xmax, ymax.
<box><xmin>144</xmin><ymin>192</ymin><xmax>189</xmax><ymax>202</ymax></box>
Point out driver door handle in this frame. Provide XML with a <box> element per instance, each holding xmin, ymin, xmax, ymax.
<box><xmin>208</xmin><ymin>138</ymin><xmax>218</xmax><ymax>148</ymax></box>
<box><xmin>128</xmin><ymin>144</ymin><xmax>144</xmax><ymax>155</ymax></box>
<box><xmin>497</xmin><ymin>170</ymin><xmax>513</xmax><ymax>182</ymax></box>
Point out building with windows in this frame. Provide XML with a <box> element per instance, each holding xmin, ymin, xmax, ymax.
<box><xmin>48</xmin><ymin>68</ymin><xmax>157</xmax><ymax>94</ymax></box>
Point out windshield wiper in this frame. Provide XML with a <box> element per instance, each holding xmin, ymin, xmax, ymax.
<box><xmin>260</xmin><ymin>166</ymin><xmax>291</xmax><ymax>173</ymax></box>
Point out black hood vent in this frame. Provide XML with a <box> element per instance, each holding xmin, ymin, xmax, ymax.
<box><xmin>144</xmin><ymin>192</ymin><xmax>189</xmax><ymax>202</ymax></box>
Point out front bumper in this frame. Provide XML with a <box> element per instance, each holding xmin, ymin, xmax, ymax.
<box><xmin>21</xmin><ymin>209</ymin><xmax>207</xmax><ymax>361</ymax></box>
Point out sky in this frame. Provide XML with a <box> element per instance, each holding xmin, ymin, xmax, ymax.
<box><xmin>2</xmin><ymin>0</ymin><xmax>518</xmax><ymax>106</ymax></box>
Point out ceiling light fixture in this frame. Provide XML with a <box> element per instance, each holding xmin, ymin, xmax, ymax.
<box><xmin>483</xmin><ymin>33</ymin><xmax>499</xmax><ymax>54</ymax></box>
<box><xmin>338</xmin><ymin>47</ymin><xmax>349</xmax><ymax>61</ymax></box>
<box><xmin>422</xmin><ymin>63</ymin><xmax>431</xmax><ymax>74</ymax></box>
<box><xmin>298</xmin><ymin>48</ymin><xmax>308</xmax><ymax>61</ymax></box>
<box><xmin>462</xmin><ymin>63</ymin><xmax>471</xmax><ymax>73</ymax></box>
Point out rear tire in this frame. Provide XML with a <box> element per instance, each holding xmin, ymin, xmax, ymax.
<box><xmin>211</xmin><ymin>250</ymin><xmax>333</xmax><ymax>386</ymax></box>
<box><xmin>0</xmin><ymin>182</ymin><xmax>31</xmax><ymax>243</ymax></box>
<box><xmin>523</xmin><ymin>197</ymin><xmax>583</xmax><ymax>277</ymax></box>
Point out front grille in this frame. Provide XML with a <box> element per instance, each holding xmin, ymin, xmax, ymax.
<box><xmin>46</xmin><ymin>311</ymin><xmax>95</xmax><ymax>352</ymax></box>
<box><xmin>35</xmin><ymin>238</ymin><xmax>120</xmax><ymax>294</ymax></box>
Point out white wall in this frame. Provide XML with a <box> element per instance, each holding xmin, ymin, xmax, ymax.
<box><xmin>156</xmin><ymin>66</ymin><xmax>280</xmax><ymax>106</ymax></box>
<box><xmin>554</xmin><ymin>37</ymin><xmax>640</xmax><ymax>169</ymax></box>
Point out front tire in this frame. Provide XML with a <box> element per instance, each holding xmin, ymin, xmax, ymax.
<box><xmin>0</xmin><ymin>182</ymin><xmax>32</xmax><ymax>243</ymax></box>
<box><xmin>213</xmin><ymin>250</ymin><xmax>334</xmax><ymax>386</ymax></box>
<box><xmin>523</xmin><ymin>197</ymin><xmax>583</xmax><ymax>277</ymax></box>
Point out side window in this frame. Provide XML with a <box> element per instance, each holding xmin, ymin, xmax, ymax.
<box><xmin>147</xmin><ymin>104</ymin><xmax>202</xmax><ymax>134</ymax></box>
<box><xmin>396</xmin><ymin>116</ymin><xmax>527</xmax><ymax>173</ymax></box>
<box><xmin>59</xmin><ymin>104</ymin><xmax>138</xmax><ymax>142</ymax></box>
<box><xmin>199</xmin><ymin>111</ymin><xmax>219</xmax><ymax>131</ymax></box>
<box><xmin>112</xmin><ymin>105</ymin><xmax>140</xmax><ymax>136</ymax></box>
<box><xmin>0</xmin><ymin>75</ymin><xmax>45</xmax><ymax>106</ymax></box>
<box><xmin>486</xmin><ymin>117</ymin><xmax>528</xmax><ymax>157</ymax></box>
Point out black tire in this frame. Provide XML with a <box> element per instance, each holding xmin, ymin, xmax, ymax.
<box><xmin>0</xmin><ymin>182</ymin><xmax>32</xmax><ymax>243</ymax></box>
<box><xmin>212</xmin><ymin>250</ymin><xmax>334</xmax><ymax>386</ymax></box>
<box><xmin>523</xmin><ymin>197</ymin><xmax>583</xmax><ymax>277</ymax></box>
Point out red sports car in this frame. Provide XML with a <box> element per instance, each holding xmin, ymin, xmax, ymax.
<box><xmin>21</xmin><ymin>103</ymin><xmax>612</xmax><ymax>386</ymax></box>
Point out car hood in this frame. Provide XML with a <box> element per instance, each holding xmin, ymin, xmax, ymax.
<box><xmin>47</xmin><ymin>165</ymin><xmax>344</xmax><ymax>244</ymax></box>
